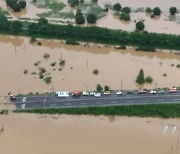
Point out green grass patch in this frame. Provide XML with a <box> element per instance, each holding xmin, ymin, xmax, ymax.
<box><xmin>80</xmin><ymin>2</ymin><xmax>106</xmax><ymax>19</ymax></box>
<box><xmin>14</xmin><ymin>103</ymin><xmax>180</xmax><ymax>118</ymax></box>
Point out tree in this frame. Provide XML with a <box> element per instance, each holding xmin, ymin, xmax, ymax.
<box><xmin>121</xmin><ymin>7</ymin><xmax>131</xmax><ymax>14</ymax></box>
<box><xmin>9</xmin><ymin>20</ymin><xmax>22</xmax><ymax>33</ymax></box>
<box><xmin>76</xmin><ymin>15</ymin><xmax>85</xmax><ymax>24</ymax></box>
<box><xmin>80</xmin><ymin>0</ymin><xmax>84</xmax><ymax>4</ymax></box>
<box><xmin>104</xmin><ymin>85</ymin><xmax>110</xmax><ymax>91</ymax></box>
<box><xmin>145</xmin><ymin>76</ymin><xmax>153</xmax><ymax>83</ymax></box>
<box><xmin>68</xmin><ymin>0</ymin><xmax>79</xmax><ymax>7</ymax></box>
<box><xmin>0</xmin><ymin>13</ymin><xmax>9</xmax><ymax>30</ymax></box>
<box><xmin>136</xmin><ymin>21</ymin><xmax>145</xmax><ymax>31</ymax></box>
<box><xmin>136</xmin><ymin>69</ymin><xmax>145</xmax><ymax>84</ymax></box>
<box><xmin>153</xmin><ymin>7</ymin><xmax>161</xmax><ymax>16</ymax></box>
<box><xmin>169</xmin><ymin>7</ymin><xmax>177</xmax><ymax>15</ymax></box>
<box><xmin>75</xmin><ymin>9</ymin><xmax>83</xmax><ymax>17</ymax></box>
<box><xmin>92</xmin><ymin>0</ymin><xmax>98</xmax><ymax>3</ymax></box>
<box><xmin>12</xmin><ymin>3</ymin><xmax>21</xmax><ymax>12</ymax></box>
<box><xmin>145</xmin><ymin>7</ymin><xmax>152</xmax><ymax>14</ymax></box>
<box><xmin>38</xmin><ymin>17</ymin><xmax>48</xmax><ymax>26</ymax></box>
<box><xmin>113</xmin><ymin>3</ymin><xmax>121</xmax><ymax>11</ymax></box>
<box><xmin>19</xmin><ymin>1</ymin><xmax>26</xmax><ymax>8</ymax></box>
<box><xmin>120</xmin><ymin>13</ymin><xmax>130</xmax><ymax>21</ymax></box>
<box><xmin>87</xmin><ymin>13</ymin><xmax>97</xmax><ymax>24</ymax></box>
<box><xmin>96</xmin><ymin>84</ymin><xmax>103</xmax><ymax>92</ymax></box>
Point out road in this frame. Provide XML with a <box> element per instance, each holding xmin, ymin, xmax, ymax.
<box><xmin>12</xmin><ymin>91</ymin><xmax>180</xmax><ymax>110</ymax></box>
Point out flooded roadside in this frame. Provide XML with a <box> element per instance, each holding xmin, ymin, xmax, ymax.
<box><xmin>0</xmin><ymin>113</ymin><xmax>179</xmax><ymax>154</ymax></box>
<box><xmin>0</xmin><ymin>35</ymin><xmax>180</xmax><ymax>95</ymax></box>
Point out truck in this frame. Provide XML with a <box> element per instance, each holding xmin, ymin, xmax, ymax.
<box><xmin>56</xmin><ymin>91</ymin><xmax>70</xmax><ymax>97</ymax></box>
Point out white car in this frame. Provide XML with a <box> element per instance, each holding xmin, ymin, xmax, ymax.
<box><xmin>103</xmin><ymin>91</ymin><xmax>110</xmax><ymax>95</ymax></box>
<box><xmin>150</xmin><ymin>90</ymin><xmax>157</xmax><ymax>94</ymax></box>
<box><xmin>21</xmin><ymin>103</ymin><xmax>25</xmax><ymax>109</ymax></box>
<box><xmin>21</xmin><ymin>97</ymin><xmax>27</xmax><ymax>102</ymax></box>
<box><xmin>94</xmin><ymin>93</ymin><xmax>101</xmax><ymax>97</ymax></box>
<box><xmin>116</xmin><ymin>91</ymin><xmax>122</xmax><ymax>95</ymax></box>
<box><xmin>82</xmin><ymin>91</ymin><xmax>89</xmax><ymax>96</ymax></box>
<box><xmin>89</xmin><ymin>91</ymin><xmax>96</xmax><ymax>96</ymax></box>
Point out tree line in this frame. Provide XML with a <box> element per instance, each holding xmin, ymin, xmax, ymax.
<box><xmin>1</xmin><ymin>13</ymin><xmax>180</xmax><ymax>50</ymax></box>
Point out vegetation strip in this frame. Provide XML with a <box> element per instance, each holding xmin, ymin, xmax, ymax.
<box><xmin>14</xmin><ymin>103</ymin><xmax>180</xmax><ymax>118</ymax></box>
<box><xmin>1</xmin><ymin>11</ymin><xmax>180</xmax><ymax>50</ymax></box>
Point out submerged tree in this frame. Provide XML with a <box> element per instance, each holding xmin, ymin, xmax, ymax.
<box><xmin>169</xmin><ymin>7</ymin><xmax>177</xmax><ymax>15</ymax></box>
<box><xmin>136</xmin><ymin>69</ymin><xmax>145</xmax><ymax>84</ymax></box>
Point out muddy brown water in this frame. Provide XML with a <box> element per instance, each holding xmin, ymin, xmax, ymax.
<box><xmin>1</xmin><ymin>0</ymin><xmax>180</xmax><ymax>34</ymax></box>
<box><xmin>0</xmin><ymin>34</ymin><xmax>180</xmax><ymax>95</ymax></box>
<box><xmin>0</xmin><ymin>113</ymin><xmax>179</xmax><ymax>154</ymax></box>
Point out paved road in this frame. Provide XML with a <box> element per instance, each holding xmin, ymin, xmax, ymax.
<box><xmin>12</xmin><ymin>92</ymin><xmax>180</xmax><ymax>110</ymax></box>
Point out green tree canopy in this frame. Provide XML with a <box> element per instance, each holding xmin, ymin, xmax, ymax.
<box><xmin>136</xmin><ymin>69</ymin><xmax>145</xmax><ymax>84</ymax></box>
<box><xmin>38</xmin><ymin>18</ymin><xmax>48</xmax><ymax>26</ymax></box>
<box><xmin>136</xmin><ymin>21</ymin><xmax>145</xmax><ymax>31</ymax></box>
<box><xmin>120</xmin><ymin>12</ymin><xmax>130</xmax><ymax>21</ymax></box>
<box><xmin>19</xmin><ymin>1</ymin><xmax>26</xmax><ymax>8</ymax></box>
<box><xmin>96</xmin><ymin>84</ymin><xmax>103</xmax><ymax>92</ymax></box>
<box><xmin>9</xmin><ymin>20</ymin><xmax>22</xmax><ymax>33</ymax></box>
<box><xmin>169</xmin><ymin>7</ymin><xmax>177</xmax><ymax>15</ymax></box>
<box><xmin>113</xmin><ymin>3</ymin><xmax>121</xmax><ymax>11</ymax></box>
<box><xmin>104</xmin><ymin>85</ymin><xmax>110</xmax><ymax>91</ymax></box>
<box><xmin>0</xmin><ymin>13</ymin><xmax>9</xmax><ymax>30</ymax></box>
<box><xmin>75</xmin><ymin>15</ymin><xmax>85</xmax><ymax>24</ymax></box>
<box><xmin>121</xmin><ymin>7</ymin><xmax>131</xmax><ymax>14</ymax></box>
<box><xmin>87</xmin><ymin>13</ymin><xmax>97</xmax><ymax>24</ymax></box>
<box><xmin>153</xmin><ymin>7</ymin><xmax>161</xmax><ymax>16</ymax></box>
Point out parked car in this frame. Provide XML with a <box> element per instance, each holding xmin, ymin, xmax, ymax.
<box><xmin>89</xmin><ymin>91</ymin><xmax>96</xmax><ymax>96</ymax></box>
<box><xmin>82</xmin><ymin>91</ymin><xmax>89</xmax><ymax>96</ymax></box>
<box><xmin>103</xmin><ymin>91</ymin><xmax>111</xmax><ymax>95</ymax></box>
<box><xmin>94</xmin><ymin>93</ymin><xmax>101</xmax><ymax>97</ymax></box>
<box><xmin>72</xmin><ymin>91</ymin><xmax>81</xmax><ymax>96</ymax></box>
<box><xmin>150</xmin><ymin>90</ymin><xmax>157</xmax><ymax>94</ymax></box>
<box><xmin>157</xmin><ymin>90</ymin><xmax>164</xmax><ymax>94</ymax></box>
<box><xmin>21</xmin><ymin>97</ymin><xmax>27</xmax><ymax>102</ymax></box>
<box><xmin>127</xmin><ymin>90</ymin><xmax>133</xmax><ymax>94</ymax></box>
<box><xmin>116</xmin><ymin>91</ymin><xmax>122</xmax><ymax>95</ymax></box>
<box><xmin>168</xmin><ymin>87</ymin><xmax>177</xmax><ymax>93</ymax></box>
<box><xmin>138</xmin><ymin>89</ymin><xmax>147</xmax><ymax>94</ymax></box>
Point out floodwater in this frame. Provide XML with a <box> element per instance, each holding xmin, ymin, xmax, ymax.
<box><xmin>0</xmin><ymin>113</ymin><xmax>179</xmax><ymax>154</ymax></box>
<box><xmin>0</xmin><ymin>0</ymin><xmax>180</xmax><ymax>34</ymax></box>
<box><xmin>1</xmin><ymin>35</ymin><xmax>180</xmax><ymax>95</ymax></box>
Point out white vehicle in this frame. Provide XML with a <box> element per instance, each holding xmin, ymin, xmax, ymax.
<box><xmin>89</xmin><ymin>91</ymin><xmax>96</xmax><ymax>96</ymax></box>
<box><xmin>56</xmin><ymin>91</ymin><xmax>70</xmax><ymax>97</ymax></box>
<box><xmin>82</xmin><ymin>91</ymin><xmax>89</xmax><ymax>96</ymax></box>
<box><xmin>150</xmin><ymin>90</ymin><xmax>157</xmax><ymax>94</ymax></box>
<box><xmin>21</xmin><ymin>97</ymin><xmax>26</xmax><ymax>102</ymax></box>
<box><xmin>21</xmin><ymin>103</ymin><xmax>25</xmax><ymax>109</ymax></box>
<box><xmin>94</xmin><ymin>93</ymin><xmax>101</xmax><ymax>97</ymax></box>
<box><xmin>104</xmin><ymin>91</ymin><xmax>111</xmax><ymax>95</ymax></box>
<box><xmin>116</xmin><ymin>91</ymin><xmax>122</xmax><ymax>95</ymax></box>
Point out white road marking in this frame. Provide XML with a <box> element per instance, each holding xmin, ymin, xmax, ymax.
<box><xmin>111</xmin><ymin>101</ymin><xmax>118</xmax><ymax>103</ymax></box>
<box><xmin>158</xmin><ymin>99</ymin><xmax>164</xmax><ymax>102</ymax></box>
<box><xmin>96</xmin><ymin>102</ymin><xmax>102</xmax><ymax>104</ymax></box>
<box><xmin>65</xmin><ymin>103</ymin><xmax>72</xmax><ymax>105</ymax></box>
<box><xmin>173</xmin><ymin>99</ymin><xmax>180</xmax><ymax>101</ymax></box>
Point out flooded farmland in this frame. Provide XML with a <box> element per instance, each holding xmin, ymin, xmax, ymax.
<box><xmin>0</xmin><ymin>0</ymin><xmax>180</xmax><ymax>34</ymax></box>
<box><xmin>0</xmin><ymin>35</ymin><xmax>180</xmax><ymax>95</ymax></box>
<box><xmin>0</xmin><ymin>113</ymin><xmax>180</xmax><ymax>154</ymax></box>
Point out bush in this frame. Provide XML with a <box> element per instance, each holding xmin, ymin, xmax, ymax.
<box><xmin>121</xmin><ymin>7</ymin><xmax>131</xmax><ymax>14</ymax></box>
<box><xmin>30</xmin><ymin>37</ymin><xmax>37</xmax><ymax>43</ymax></box>
<box><xmin>120</xmin><ymin>13</ymin><xmax>130</xmax><ymax>21</ymax></box>
<box><xmin>113</xmin><ymin>3</ymin><xmax>121</xmax><ymax>11</ymax></box>
<box><xmin>19</xmin><ymin>1</ymin><xmax>26</xmax><ymax>8</ymax></box>
<box><xmin>96</xmin><ymin>84</ymin><xmax>103</xmax><ymax>92</ymax></box>
<box><xmin>92</xmin><ymin>0</ymin><xmax>98</xmax><ymax>3</ymax></box>
<box><xmin>169</xmin><ymin>7</ymin><xmax>177</xmax><ymax>15</ymax></box>
<box><xmin>65</xmin><ymin>39</ymin><xmax>80</xmax><ymax>45</ymax></box>
<box><xmin>136</xmin><ymin>69</ymin><xmax>145</xmax><ymax>84</ymax></box>
<box><xmin>145</xmin><ymin>7</ymin><xmax>152</xmax><ymax>13</ymax></box>
<box><xmin>136</xmin><ymin>46</ymin><xmax>156</xmax><ymax>52</ymax></box>
<box><xmin>153</xmin><ymin>7</ymin><xmax>161</xmax><ymax>16</ymax></box>
<box><xmin>104</xmin><ymin>85</ymin><xmax>110</xmax><ymax>91</ymax></box>
<box><xmin>44</xmin><ymin>53</ymin><xmax>50</xmax><ymax>59</ymax></box>
<box><xmin>145</xmin><ymin>76</ymin><xmax>153</xmax><ymax>83</ymax></box>
<box><xmin>92</xmin><ymin>69</ymin><xmax>99</xmax><ymax>75</ymax></box>
<box><xmin>68</xmin><ymin>0</ymin><xmax>79</xmax><ymax>7</ymax></box>
<box><xmin>34</xmin><ymin>61</ymin><xmax>41</xmax><ymax>66</ymax></box>
<box><xmin>87</xmin><ymin>13</ymin><xmax>97</xmax><ymax>24</ymax></box>
<box><xmin>23</xmin><ymin>69</ymin><xmax>28</xmax><ymax>74</ymax></box>
<box><xmin>43</xmin><ymin>76</ymin><xmax>52</xmax><ymax>84</ymax></box>
<box><xmin>51</xmin><ymin>62</ymin><xmax>56</xmax><ymax>67</ymax></box>
<box><xmin>75</xmin><ymin>15</ymin><xmax>85</xmax><ymax>24</ymax></box>
<box><xmin>163</xmin><ymin>73</ymin><xmax>167</xmax><ymax>77</ymax></box>
<box><xmin>176</xmin><ymin>64</ymin><xmax>180</xmax><ymax>68</ymax></box>
<box><xmin>38</xmin><ymin>18</ymin><xmax>48</xmax><ymax>26</ymax></box>
<box><xmin>37</xmin><ymin>41</ymin><xmax>42</xmax><ymax>45</ymax></box>
<box><xmin>59</xmin><ymin>60</ymin><xmax>65</xmax><ymax>66</ymax></box>
<box><xmin>136</xmin><ymin>21</ymin><xmax>145</xmax><ymax>31</ymax></box>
